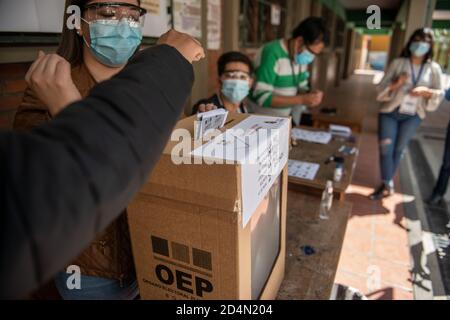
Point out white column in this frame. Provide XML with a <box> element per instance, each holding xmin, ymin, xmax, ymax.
<box><xmin>404</xmin><ymin>0</ymin><xmax>437</xmax><ymax>44</ymax></box>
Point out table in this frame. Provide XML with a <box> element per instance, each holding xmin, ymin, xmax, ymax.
<box><xmin>277</xmin><ymin>192</ymin><xmax>352</xmax><ymax>300</ymax></box>
<box><xmin>288</xmin><ymin>126</ymin><xmax>360</xmax><ymax>200</ymax></box>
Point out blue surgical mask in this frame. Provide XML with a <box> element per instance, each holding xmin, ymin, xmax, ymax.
<box><xmin>221</xmin><ymin>79</ymin><xmax>250</xmax><ymax>104</ymax></box>
<box><xmin>409</xmin><ymin>41</ymin><xmax>430</xmax><ymax>57</ymax></box>
<box><xmin>296</xmin><ymin>48</ymin><xmax>315</xmax><ymax>66</ymax></box>
<box><xmin>82</xmin><ymin>18</ymin><xmax>143</xmax><ymax>67</ymax></box>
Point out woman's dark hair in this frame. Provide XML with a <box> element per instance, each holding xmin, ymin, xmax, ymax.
<box><xmin>218</xmin><ymin>51</ymin><xmax>254</xmax><ymax>76</ymax></box>
<box><xmin>58</xmin><ymin>0</ymin><xmax>141</xmax><ymax>66</ymax></box>
<box><xmin>292</xmin><ymin>17</ymin><xmax>329</xmax><ymax>46</ymax></box>
<box><xmin>400</xmin><ymin>28</ymin><xmax>434</xmax><ymax>63</ymax></box>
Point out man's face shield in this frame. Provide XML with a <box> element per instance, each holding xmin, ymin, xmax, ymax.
<box><xmin>83</xmin><ymin>2</ymin><xmax>147</xmax><ymax>28</ymax></box>
<box><xmin>221</xmin><ymin>70</ymin><xmax>251</xmax><ymax>81</ymax></box>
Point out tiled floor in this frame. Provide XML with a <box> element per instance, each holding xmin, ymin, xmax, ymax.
<box><xmin>329</xmin><ymin>72</ymin><xmax>415</xmax><ymax>300</ymax></box>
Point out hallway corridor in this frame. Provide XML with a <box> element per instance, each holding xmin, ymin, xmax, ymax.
<box><xmin>328</xmin><ymin>72</ymin><xmax>415</xmax><ymax>300</ymax></box>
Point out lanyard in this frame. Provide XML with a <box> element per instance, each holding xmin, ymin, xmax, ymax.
<box><xmin>290</xmin><ymin>61</ymin><xmax>301</xmax><ymax>95</ymax></box>
<box><xmin>288</xmin><ymin>39</ymin><xmax>300</xmax><ymax>95</ymax></box>
<box><xmin>409</xmin><ymin>61</ymin><xmax>425</xmax><ymax>87</ymax></box>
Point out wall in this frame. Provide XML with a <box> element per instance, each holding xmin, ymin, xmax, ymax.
<box><xmin>185</xmin><ymin>0</ymin><xmax>226</xmax><ymax>116</ymax></box>
<box><xmin>370</xmin><ymin>35</ymin><xmax>391</xmax><ymax>52</ymax></box>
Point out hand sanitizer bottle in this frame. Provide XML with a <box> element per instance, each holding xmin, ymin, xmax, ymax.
<box><xmin>320</xmin><ymin>181</ymin><xmax>334</xmax><ymax>220</ymax></box>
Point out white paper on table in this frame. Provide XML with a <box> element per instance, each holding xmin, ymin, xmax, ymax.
<box><xmin>292</xmin><ymin>128</ymin><xmax>332</xmax><ymax>144</ymax></box>
<box><xmin>288</xmin><ymin>160</ymin><xmax>320</xmax><ymax>181</ymax></box>
<box><xmin>330</xmin><ymin>124</ymin><xmax>352</xmax><ymax>137</ymax></box>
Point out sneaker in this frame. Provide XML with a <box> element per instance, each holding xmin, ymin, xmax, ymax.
<box><xmin>369</xmin><ymin>183</ymin><xmax>394</xmax><ymax>200</ymax></box>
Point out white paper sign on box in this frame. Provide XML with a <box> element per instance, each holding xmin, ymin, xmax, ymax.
<box><xmin>191</xmin><ymin>115</ymin><xmax>290</xmax><ymax>227</ymax></box>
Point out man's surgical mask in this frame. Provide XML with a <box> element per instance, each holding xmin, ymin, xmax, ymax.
<box><xmin>221</xmin><ymin>79</ymin><xmax>250</xmax><ymax>104</ymax></box>
<box><xmin>409</xmin><ymin>41</ymin><xmax>431</xmax><ymax>58</ymax></box>
<box><xmin>296</xmin><ymin>48</ymin><xmax>315</xmax><ymax>66</ymax></box>
<box><xmin>82</xmin><ymin>18</ymin><xmax>143</xmax><ymax>67</ymax></box>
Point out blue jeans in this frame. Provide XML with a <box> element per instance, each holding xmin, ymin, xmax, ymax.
<box><xmin>379</xmin><ymin>109</ymin><xmax>422</xmax><ymax>183</ymax></box>
<box><xmin>54</xmin><ymin>272</ymin><xmax>139</xmax><ymax>300</ymax></box>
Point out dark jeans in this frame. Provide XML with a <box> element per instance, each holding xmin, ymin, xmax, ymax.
<box><xmin>379</xmin><ymin>109</ymin><xmax>422</xmax><ymax>183</ymax></box>
<box><xmin>433</xmin><ymin>123</ymin><xmax>450</xmax><ymax>197</ymax></box>
<box><xmin>54</xmin><ymin>272</ymin><xmax>139</xmax><ymax>300</ymax></box>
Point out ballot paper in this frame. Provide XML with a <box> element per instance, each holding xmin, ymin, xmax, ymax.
<box><xmin>288</xmin><ymin>160</ymin><xmax>320</xmax><ymax>181</ymax></box>
<box><xmin>330</xmin><ymin>124</ymin><xmax>352</xmax><ymax>138</ymax></box>
<box><xmin>291</xmin><ymin>128</ymin><xmax>332</xmax><ymax>144</ymax></box>
<box><xmin>195</xmin><ymin>109</ymin><xmax>229</xmax><ymax>140</ymax></box>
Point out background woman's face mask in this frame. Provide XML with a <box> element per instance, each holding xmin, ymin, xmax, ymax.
<box><xmin>409</xmin><ymin>41</ymin><xmax>431</xmax><ymax>58</ymax></box>
<box><xmin>82</xmin><ymin>18</ymin><xmax>143</xmax><ymax>67</ymax></box>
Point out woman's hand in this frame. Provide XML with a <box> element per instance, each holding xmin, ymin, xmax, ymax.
<box><xmin>158</xmin><ymin>29</ymin><xmax>205</xmax><ymax>64</ymax></box>
<box><xmin>410</xmin><ymin>86</ymin><xmax>433</xmax><ymax>99</ymax></box>
<box><xmin>197</xmin><ymin>103</ymin><xmax>218</xmax><ymax>113</ymax></box>
<box><xmin>25</xmin><ymin>51</ymin><xmax>82</xmax><ymax>117</ymax></box>
<box><xmin>390</xmin><ymin>73</ymin><xmax>408</xmax><ymax>92</ymax></box>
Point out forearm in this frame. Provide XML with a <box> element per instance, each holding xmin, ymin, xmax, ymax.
<box><xmin>0</xmin><ymin>44</ymin><xmax>194</xmax><ymax>299</ymax></box>
<box><xmin>270</xmin><ymin>94</ymin><xmax>302</xmax><ymax>108</ymax></box>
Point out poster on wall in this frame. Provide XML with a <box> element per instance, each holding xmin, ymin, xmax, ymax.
<box><xmin>173</xmin><ymin>0</ymin><xmax>202</xmax><ymax>38</ymax></box>
<box><xmin>141</xmin><ymin>0</ymin><xmax>172</xmax><ymax>38</ymax></box>
<box><xmin>207</xmin><ymin>0</ymin><xmax>222</xmax><ymax>50</ymax></box>
<box><xmin>271</xmin><ymin>4</ymin><xmax>281</xmax><ymax>26</ymax></box>
<box><xmin>141</xmin><ymin>0</ymin><xmax>161</xmax><ymax>15</ymax></box>
<box><xmin>0</xmin><ymin>0</ymin><xmax>65</xmax><ymax>33</ymax></box>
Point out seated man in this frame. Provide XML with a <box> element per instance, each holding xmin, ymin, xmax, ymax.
<box><xmin>192</xmin><ymin>51</ymin><xmax>254</xmax><ymax>114</ymax></box>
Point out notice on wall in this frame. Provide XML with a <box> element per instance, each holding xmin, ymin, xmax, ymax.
<box><xmin>174</xmin><ymin>0</ymin><xmax>202</xmax><ymax>38</ymax></box>
<box><xmin>141</xmin><ymin>0</ymin><xmax>172</xmax><ymax>38</ymax></box>
<box><xmin>141</xmin><ymin>0</ymin><xmax>161</xmax><ymax>15</ymax></box>
<box><xmin>0</xmin><ymin>0</ymin><xmax>65</xmax><ymax>33</ymax></box>
<box><xmin>207</xmin><ymin>0</ymin><xmax>222</xmax><ymax>50</ymax></box>
<box><xmin>271</xmin><ymin>4</ymin><xmax>281</xmax><ymax>26</ymax></box>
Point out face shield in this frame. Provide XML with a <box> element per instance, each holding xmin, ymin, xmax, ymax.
<box><xmin>83</xmin><ymin>2</ymin><xmax>147</xmax><ymax>28</ymax></box>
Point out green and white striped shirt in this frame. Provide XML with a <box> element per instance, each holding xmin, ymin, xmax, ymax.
<box><xmin>251</xmin><ymin>39</ymin><xmax>310</xmax><ymax>112</ymax></box>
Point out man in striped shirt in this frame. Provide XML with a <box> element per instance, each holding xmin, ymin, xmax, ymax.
<box><xmin>251</xmin><ymin>17</ymin><xmax>329</xmax><ymax>118</ymax></box>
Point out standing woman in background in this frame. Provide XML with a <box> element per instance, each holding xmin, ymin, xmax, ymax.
<box><xmin>13</xmin><ymin>0</ymin><xmax>146</xmax><ymax>299</ymax></box>
<box><xmin>370</xmin><ymin>28</ymin><xmax>444</xmax><ymax>200</ymax></box>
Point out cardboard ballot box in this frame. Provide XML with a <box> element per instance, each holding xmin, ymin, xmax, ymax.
<box><xmin>128</xmin><ymin>113</ymin><xmax>290</xmax><ymax>300</ymax></box>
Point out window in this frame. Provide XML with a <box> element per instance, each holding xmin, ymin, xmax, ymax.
<box><xmin>240</xmin><ymin>0</ymin><xmax>287</xmax><ymax>48</ymax></box>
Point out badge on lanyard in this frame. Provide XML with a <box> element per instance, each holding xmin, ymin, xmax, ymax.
<box><xmin>399</xmin><ymin>62</ymin><xmax>424</xmax><ymax>116</ymax></box>
<box><xmin>399</xmin><ymin>94</ymin><xmax>420</xmax><ymax>115</ymax></box>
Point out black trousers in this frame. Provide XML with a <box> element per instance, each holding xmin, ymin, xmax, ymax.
<box><xmin>434</xmin><ymin>123</ymin><xmax>450</xmax><ymax>197</ymax></box>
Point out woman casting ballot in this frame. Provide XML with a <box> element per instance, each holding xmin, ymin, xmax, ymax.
<box><xmin>370</xmin><ymin>28</ymin><xmax>444</xmax><ymax>200</ymax></box>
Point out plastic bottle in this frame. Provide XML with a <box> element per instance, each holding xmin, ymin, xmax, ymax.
<box><xmin>334</xmin><ymin>162</ymin><xmax>344</xmax><ymax>183</ymax></box>
<box><xmin>319</xmin><ymin>181</ymin><xmax>334</xmax><ymax>220</ymax></box>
